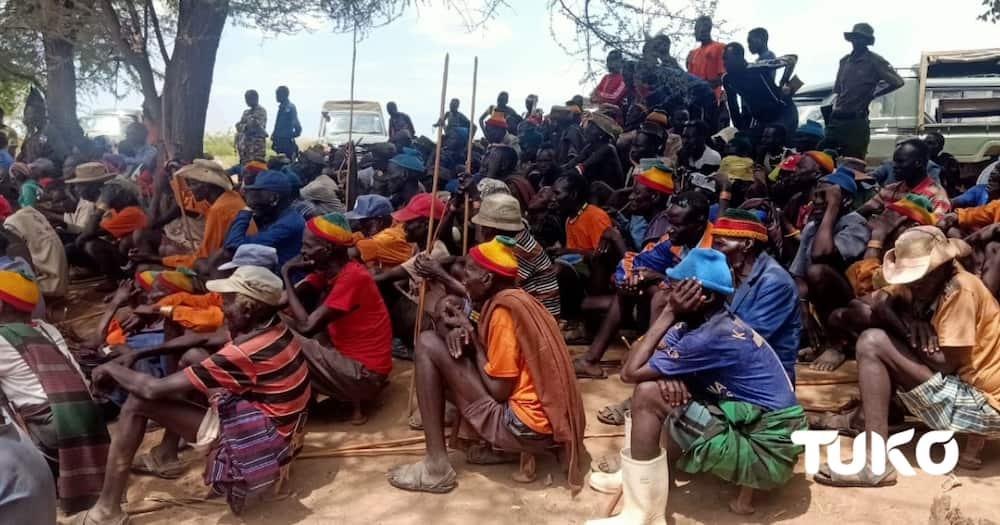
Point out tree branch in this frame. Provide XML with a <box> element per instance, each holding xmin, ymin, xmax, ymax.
<box><xmin>146</xmin><ymin>0</ymin><xmax>171</xmax><ymax>66</ymax></box>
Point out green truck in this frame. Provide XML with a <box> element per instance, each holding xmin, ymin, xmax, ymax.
<box><xmin>794</xmin><ymin>49</ymin><xmax>1000</xmax><ymax>177</ymax></box>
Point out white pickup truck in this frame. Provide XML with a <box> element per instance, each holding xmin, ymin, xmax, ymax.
<box><xmin>317</xmin><ymin>100</ymin><xmax>389</xmax><ymax>147</ymax></box>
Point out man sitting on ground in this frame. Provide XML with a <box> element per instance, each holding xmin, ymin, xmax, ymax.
<box><xmin>790</xmin><ymin>167</ymin><xmax>870</xmax><ymax>364</ymax></box>
<box><xmin>859</xmin><ymin>139</ymin><xmax>951</xmax><ymax>218</ymax></box>
<box><xmin>0</xmin><ymin>270</ymin><xmax>109</xmax><ymax>513</ymax></box>
<box><xmin>347</xmin><ymin>194</ymin><xmax>413</xmax><ymax>269</ymax></box>
<box><xmin>388</xmin><ymin>237</ymin><xmax>586</xmax><ymax>493</ymax></box>
<box><xmin>224</xmin><ymin>170</ymin><xmax>305</xmax><ymax>268</ymax></box>
<box><xmin>283</xmin><ymin>212</ymin><xmax>392</xmax><ymax>425</ymax></box>
<box><xmin>815</xmin><ymin>227</ymin><xmax>1000</xmax><ymax>487</ymax></box>
<box><xmin>575</xmin><ymin>190</ymin><xmax>712</xmax><ymax>381</ymax></box>
<box><xmin>712</xmin><ymin>208</ymin><xmax>801</xmax><ymax>380</ymax></box>
<box><xmin>132</xmin><ymin>160</ymin><xmax>251</xmax><ymax>270</ymax></box>
<box><xmin>82</xmin><ymin>266</ymin><xmax>310</xmax><ymax>522</ymax></box>
<box><xmin>594</xmin><ymin>249</ymin><xmax>803</xmax><ymax>520</ymax></box>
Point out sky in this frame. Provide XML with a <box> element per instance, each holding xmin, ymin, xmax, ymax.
<box><xmin>82</xmin><ymin>0</ymin><xmax>1000</xmax><ymax>139</ymax></box>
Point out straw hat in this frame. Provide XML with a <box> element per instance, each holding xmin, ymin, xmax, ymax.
<box><xmin>882</xmin><ymin>226</ymin><xmax>971</xmax><ymax>285</ymax></box>
<box><xmin>175</xmin><ymin>159</ymin><xmax>233</xmax><ymax>190</ymax></box>
<box><xmin>66</xmin><ymin>162</ymin><xmax>113</xmax><ymax>184</ymax></box>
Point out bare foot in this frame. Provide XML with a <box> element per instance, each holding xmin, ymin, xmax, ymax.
<box><xmin>728</xmin><ymin>486</ymin><xmax>754</xmax><ymax>515</ymax></box>
<box><xmin>959</xmin><ymin>435</ymin><xmax>986</xmax><ymax>470</ymax></box>
<box><xmin>573</xmin><ymin>357</ymin><xmax>606</xmax><ymax>379</ymax></box>
<box><xmin>810</xmin><ymin>347</ymin><xmax>847</xmax><ymax>372</ymax></box>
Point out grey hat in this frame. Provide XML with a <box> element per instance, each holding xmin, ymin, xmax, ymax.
<box><xmin>218</xmin><ymin>244</ymin><xmax>279</xmax><ymax>273</ymax></box>
<box><xmin>344</xmin><ymin>194</ymin><xmax>393</xmax><ymax>220</ymax></box>
<box><xmin>844</xmin><ymin>23</ymin><xmax>875</xmax><ymax>46</ymax></box>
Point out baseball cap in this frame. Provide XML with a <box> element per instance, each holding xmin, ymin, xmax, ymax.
<box><xmin>218</xmin><ymin>244</ymin><xmax>279</xmax><ymax>273</ymax></box>
<box><xmin>243</xmin><ymin>169</ymin><xmax>292</xmax><ymax>195</ymax></box>
<box><xmin>391</xmin><ymin>193</ymin><xmax>446</xmax><ymax>222</ymax></box>
<box><xmin>206</xmin><ymin>265</ymin><xmax>284</xmax><ymax>306</ymax></box>
<box><xmin>345</xmin><ymin>194</ymin><xmax>394</xmax><ymax>220</ymax></box>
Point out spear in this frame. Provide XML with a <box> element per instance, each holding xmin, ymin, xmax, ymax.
<box><xmin>462</xmin><ymin>57</ymin><xmax>478</xmax><ymax>254</ymax></box>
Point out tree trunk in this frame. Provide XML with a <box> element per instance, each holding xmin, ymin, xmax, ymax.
<box><xmin>41</xmin><ymin>26</ymin><xmax>86</xmax><ymax>163</ymax></box>
<box><xmin>160</xmin><ymin>0</ymin><xmax>229</xmax><ymax>162</ymax></box>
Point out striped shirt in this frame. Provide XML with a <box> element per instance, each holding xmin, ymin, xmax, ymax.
<box><xmin>514</xmin><ymin>229</ymin><xmax>561</xmax><ymax>317</ymax></box>
<box><xmin>184</xmin><ymin>323</ymin><xmax>310</xmax><ymax>436</ymax></box>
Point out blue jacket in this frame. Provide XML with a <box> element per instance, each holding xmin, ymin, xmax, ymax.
<box><xmin>224</xmin><ymin>208</ymin><xmax>304</xmax><ymax>267</ymax></box>
<box><xmin>728</xmin><ymin>254</ymin><xmax>801</xmax><ymax>383</ymax></box>
<box><xmin>952</xmin><ymin>184</ymin><xmax>989</xmax><ymax>209</ymax></box>
<box><xmin>273</xmin><ymin>101</ymin><xmax>302</xmax><ymax>140</ymax></box>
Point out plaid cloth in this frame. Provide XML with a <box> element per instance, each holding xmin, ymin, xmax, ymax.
<box><xmin>667</xmin><ymin>400</ymin><xmax>806</xmax><ymax>490</ymax></box>
<box><xmin>203</xmin><ymin>392</ymin><xmax>296</xmax><ymax>514</ymax></box>
<box><xmin>0</xmin><ymin>323</ymin><xmax>109</xmax><ymax>513</ymax></box>
<box><xmin>898</xmin><ymin>372</ymin><xmax>1000</xmax><ymax>438</ymax></box>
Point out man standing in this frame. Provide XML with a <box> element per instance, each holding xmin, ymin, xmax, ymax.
<box><xmin>747</xmin><ymin>27</ymin><xmax>776</xmax><ymax>62</ymax></box>
<box><xmin>272</xmin><ymin>85</ymin><xmax>302</xmax><ymax>159</ymax></box>
<box><xmin>687</xmin><ymin>15</ymin><xmax>726</xmax><ymax>128</ymax></box>
<box><xmin>0</xmin><ymin>107</ymin><xmax>18</xmax><ymax>157</ymax></box>
<box><xmin>434</xmin><ymin>98</ymin><xmax>470</xmax><ymax>131</ymax></box>
<box><xmin>819</xmin><ymin>23</ymin><xmax>904</xmax><ymax>158</ymax></box>
<box><xmin>387</xmin><ymin>101</ymin><xmax>416</xmax><ymax>140</ymax></box>
<box><xmin>479</xmin><ymin>92</ymin><xmax>523</xmax><ymax>132</ymax></box>
<box><xmin>235</xmin><ymin>89</ymin><xmax>267</xmax><ymax>164</ymax></box>
<box><xmin>591</xmin><ymin>50</ymin><xmax>627</xmax><ymax>107</ymax></box>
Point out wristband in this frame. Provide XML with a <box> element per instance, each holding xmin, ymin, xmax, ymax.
<box><xmin>784</xmin><ymin>229</ymin><xmax>800</xmax><ymax>238</ymax></box>
<box><xmin>867</xmin><ymin>240</ymin><xmax>884</xmax><ymax>250</ymax></box>
<box><xmin>159</xmin><ymin>306</ymin><xmax>174</xmax><ymax>318</ymax></box>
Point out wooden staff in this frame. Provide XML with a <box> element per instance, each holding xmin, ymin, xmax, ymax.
<box><xmin>407</xmin><ymin>53</ymin><xmax>449</xmax><ymax>417</ymax></box>
<box><xmin>344</xmin><ymin>20</ymin><xmax>358</xmax><ymax>210</ymax></box>
<box><xmin>462</xmin><ymin>57</ymin><xmax>478</xmax><ymax>254</ymax></box>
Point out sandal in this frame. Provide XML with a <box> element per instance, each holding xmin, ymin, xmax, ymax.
<box><xmin>597</xmin><ymin>398</ymin><xmax>632</xmax><ymax>426</ymax></box>
<box><xmin>808</xmin><ymin>401</ymin><xmax>863</xmax><ymax>437</ymax></box>
<box><xmin>465</xmin><ymin>443</ymin><xmax>518</xmax><ymax>465</ymax></box>
<box><xmin>72</xmin><ymin>510</ymin><xmax>132</xmax><ymax>525</ymax></box>
<box><xmin>813</xmin><ymin>464</ymin><xmax>897</xmax><ymax>488</ymax></box>
<box><xmin>387</xmin><ymin>461</ymin><xmax>458</xmax><ymax>494</ymax></box>
<box><xmin>573</xmin><ymin>357</ymin><xmax>607</xmax><ymax>379</ymax></box>
<box><xmin>131</xmin><ymin>452</ymin><xmax>186</xmax><ymax>479</ymax></box>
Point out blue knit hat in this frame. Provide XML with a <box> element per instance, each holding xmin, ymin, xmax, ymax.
<box><xmin>819</xmin><ymin>167</ymin><xmax>858</xmax><ymax>195</ymax></box>
<box><xmin>665</xmin><ymin>248</ymin><xmax>735</xmax><ymax>295</ymax></box>
<box><xmin>390</xmin><ymin>153</ymin><xmax>425</xmax><ymax>173</ymax></box>
<box><xmin>796</xmin><ymin>119</ymin><xmax>825</xmax><ymax>139</ymax></box>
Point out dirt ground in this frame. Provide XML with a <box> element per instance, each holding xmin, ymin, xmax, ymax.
<box><xmin>55</xmin><ymin>339</ymin><xmax>1000</xmax><ymax>525</ymax></box>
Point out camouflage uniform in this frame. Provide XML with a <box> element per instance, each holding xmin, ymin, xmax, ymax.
<box><xmin>235</xmin><ymin>105</ymin><xmax>268</xmax><ymax>164</ymax></box>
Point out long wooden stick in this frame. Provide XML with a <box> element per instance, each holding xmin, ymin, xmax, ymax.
<box><xmin>345</xmin><ymin>20</ymin><xmax>358</xmax><ymax>209</ymax></box>
<box><xmin>407</xmin><ymin>53</ymin><xmax>449</xmax><ymax>418</ymax></box>
<box><xmin>462</xmin><ymin>57</ymin><xmax>478</xmax><ymax>255</ymax></box>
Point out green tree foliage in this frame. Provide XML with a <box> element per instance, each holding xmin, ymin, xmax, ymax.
<box><xmin>980</xmin><ymin>0</ymin><xmax>999</xmax><ymax>22</ymax></box>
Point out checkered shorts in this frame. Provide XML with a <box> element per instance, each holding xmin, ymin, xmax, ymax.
<box><xmin>897</xmin><ymin>373</ymin><xmax>1000</xmax><ymax>438</ymax></box>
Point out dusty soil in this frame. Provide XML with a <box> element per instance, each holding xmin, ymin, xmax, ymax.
<box><xmin>55</xmin><ymin>339</ymin><xmax>1000</xmax><ymax>525</ymax></box>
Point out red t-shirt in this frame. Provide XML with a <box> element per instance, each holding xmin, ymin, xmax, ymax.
<box><xmin>305</xmin><ymin>260</ymin><xmax>393</xmax><ymax>375</ymax></box>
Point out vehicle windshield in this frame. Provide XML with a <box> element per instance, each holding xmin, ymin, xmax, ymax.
<box><xmin>81</xmin><ymin>115</ymin><xmax>135</xmax><ymax>137</ymax></box>
<box><xmin>325</xmin><ymin>111</ymin><xmax>385</xmax><ymax>136</ymax></box>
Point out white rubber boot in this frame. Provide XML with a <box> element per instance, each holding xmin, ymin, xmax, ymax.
<box><xmin>589</xmin><ymin>411</ymin><xmax>630</xmax><ymax>493</ymax></box>
<box><xmin>585</xmin><ymin>448</ymin><xmax>668</xmax><ymax>525</ymax></box>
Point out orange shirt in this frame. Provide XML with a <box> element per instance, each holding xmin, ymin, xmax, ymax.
<box><xmin>163</xmin><ymin>191</ymin><xmax>255</xmax><ymax>268</ymax></box>
<box><xmin>687</xmin><ymin>41</ymin><xmax>727</xmax><ymax>100</ymax></box>
<box><xmin>169</xmin><ymin>176</ymin><xmax>212</xmax><ymax>216</ymax></box>
<box><xmin>565</xmin><ymin>204</ymin><xmax>613</xmax><ymax>251</ymax></box>
<box><xmin>482</xmin><ymin>306</ymin><xmax>552</xmax><ymax>434</ymax></box>
<box><xmin>100</xmin><ymin>206</ymin><xmax>148</xmax><ymax>239</ymax></box>
<box><xmin>355</xmin><ymin>223</ymin><xmax>413</xmax><ymax>268</ymax></box>
<box><xmin>956</xmin><ymin>199</ymin><xmax>1000</xmax><ymax>230</ymax></box>
<box><xmin>155</xmin><ymin>291</ymin><xmax>225</xmax><ymax>332</ymax></box>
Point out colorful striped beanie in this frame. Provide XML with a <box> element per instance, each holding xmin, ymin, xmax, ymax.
<box><xmin>135</xmin><ymin>270</ymin><xmax>160</xmax><ymax>291</ymax></box>
<box><xmin>804</xmin><ymin>150</ymin><xmax>835</xmax><ymax>174</ymax></box>
<box><xmin>712</xmin><ymin>208</ymin><xmax>769</xmax><ymax>242</ymax></box>
<box><xmin>307</xmin><ymin>212</ymin><xmax>355</xmax><ymax>245</ymax></box>
<box><xmin>469</xmin><ymin>236</ymin><xmax>518</xmax><ymax>277</ymax></box>
<box><xmin>155</xmin><ymin>270</ymin><xmax>196</xmax><ymax>294</ymax></box>
<box><xmin>0</xmin><ymin>270</ymin><xmax>39</xmax><ymax>313</ymax></box>
<box><xmin>887</xmin><ymin>193</ymin><xmax>936</xmax><ymax>226</ymax></box>
<box><xmin>635</xmin><ymin>162</ymin><xmax>675</xmax><ymax>195</ymax></box>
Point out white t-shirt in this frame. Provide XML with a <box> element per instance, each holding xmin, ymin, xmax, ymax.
<box><xmin>64</xmin><ymin>198</ymin><xmax>96</xmax><ymax>233</ymax></box>
<box><xmin>0</xmin><ymin>321</ymin><xmax>83</xmax><ymax>409</ymax></box>
<box><xmin>686</xmin><ymin>147</ymin><xmax>722</xmax><ymax>173</ymax></box>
